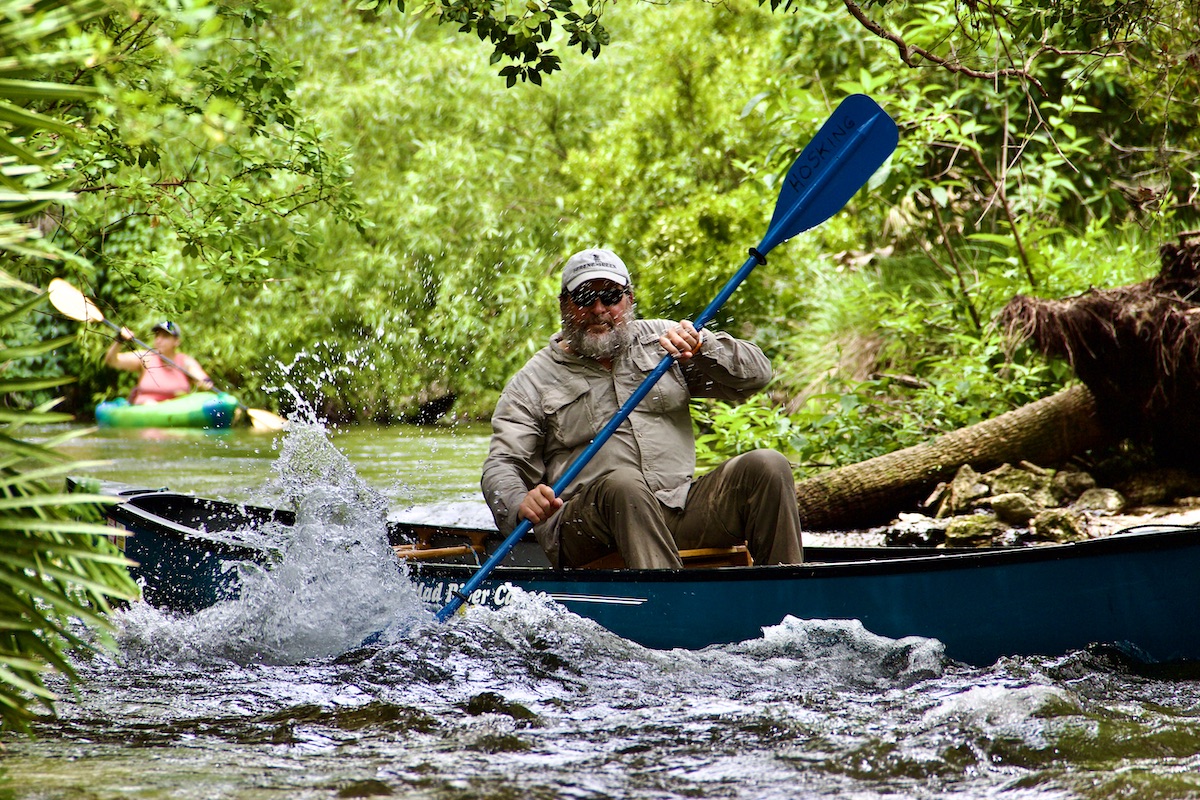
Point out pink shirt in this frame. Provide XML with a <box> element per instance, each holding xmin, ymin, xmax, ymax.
<box><xmin>132</xmin><ymin>353</ymin><xmax>196</xmax><ymax>404</ymax></box>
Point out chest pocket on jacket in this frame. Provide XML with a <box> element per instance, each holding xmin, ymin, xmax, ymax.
<box><xmin>629</xmin><ymin>341</ymin><xmax>690</xmax><ymax>414</ymax></box>
<box><xmin>541</xmin><ymin>377</ymin><xmax>596</xmax><ymax>449</ymax></box>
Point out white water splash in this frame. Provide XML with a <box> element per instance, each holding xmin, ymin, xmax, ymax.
<box><xmin>734</xmin><ymin>616</ymin><xmax>947</xmax><ymax>686</ymax></box>
<box><xmin>924</xmin><ymin>683</ymin><xmax>1082</xmax><ymax>729</ymax></box>
<box><xmin>118</xmin><ymin>420</ymin><xmax>427</xmax><ymax>665</ymax></box>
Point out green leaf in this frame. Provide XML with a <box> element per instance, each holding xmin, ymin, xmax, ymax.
<box><xmin>740</xmin><ymin>91</ymin><xmax>771</xmax><ymax>118</ymax></box>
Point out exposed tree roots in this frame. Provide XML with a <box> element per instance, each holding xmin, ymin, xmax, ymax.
<box><xmin>999</xmin><ymin>232</ymin><xmax>1200</xmax><ymax>466</ymax></box>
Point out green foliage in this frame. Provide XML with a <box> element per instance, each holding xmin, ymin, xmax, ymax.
<box><xmin>362</xmin><ymin>0</ymin><xmax>610</xmax><ymax>86</ymax></box>
<box><xmin>0</xmin><ymin>0</ymin><xmax>105</xmax><ymax>265</ymax></box>
<box><xmin>0</xmin><ymin>282</ymin><xmax>139</xmax><ymax>731</ymax></box>
<box><xmin>1</xmin><ymin>0</ymin><xmax>366</xmax><ymax>412</ymax></box>
<box><xmin>670</xmin><ymin>0</ymin><xmax>1195</xmax><ymax>467</ymax></box>
<box><xmin>69</xmin><ymin>0</ymin><xmax>1189</xmax><ymax>439</ymax></box>
<box><xmin>697</xmin><ymin>343</ymin><xmax>1067</xmax><ymax>477</ymax></box>
<box><xmin>58</xmin><ymin>0</ymin><xmax>364</xmax><ymax>290</ymax></box>
<box><xmin>0</xmin><ymin>0</ymin><xmax>111</xmax><ymax>409</ymax></box>
<box><xmin>693</xmin><ymin>395</ymin><xmax>799</xmax><ymax>473</ymax></box>
<box><xmin>185</xmin><ymin>0</ymin><xmax>824</xmax><ymax>420</ymax></box>
<box><xmin>0</xmin><ymin>0</ymin><xmax>141</xmax><ymax>734</ymax></box>
<box><xmin>765</xmin><ymin>221</ymin><xmax>1160</xmax><ymax>470</ymax></box>
<box><xmin>776</xmin><ymin>0</ymin><xmax>1199</xmax><ymax>248</ymax></box>
<box><xmin>6</xmin><ymin>0</ymin><xmax>1197</xmax><ymax>469</ymax></box>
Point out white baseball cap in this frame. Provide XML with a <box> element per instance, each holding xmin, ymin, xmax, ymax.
<box><xmin>561</xmin><ymin>248</ymin><xmax>631</xmax><ymax>292</ymax></box>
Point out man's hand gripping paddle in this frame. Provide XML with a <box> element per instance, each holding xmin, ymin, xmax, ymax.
<box><xmin>435</xmin><ymin>94</ymin><xmax>898</xmax><ymax>622</ymax></box>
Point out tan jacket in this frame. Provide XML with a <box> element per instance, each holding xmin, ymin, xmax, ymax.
<box><xmin>481</xmin><ymin>319</ymin><xmax>772</xmax><ymax>560</ymax></box>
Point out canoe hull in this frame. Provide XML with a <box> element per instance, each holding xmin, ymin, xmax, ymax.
<box><xmin>102</xmin><ymin>489</ymin><xmax>1200</xmax><ymax>666</ymax></box>
<box><xmin>411</xmin><ymin>532</ymin><xmax>1200</xmax><ymax>665</ymax></box>
<box><xmin>95</xmin><ymin>392</ymin><xmax>240</xmax><ymax>429</ymax></box>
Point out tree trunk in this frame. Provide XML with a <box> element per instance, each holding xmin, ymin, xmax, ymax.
<box><xmin>795</xmin><ymin>384</ymin><xmax>1113</xmax><ymax>530</ymax></box>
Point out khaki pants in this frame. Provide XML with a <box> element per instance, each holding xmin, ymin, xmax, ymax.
<box><xmin>556</xmin><ymin>449</ymin><xmax>804</xmax><ymax>569</ymax></box>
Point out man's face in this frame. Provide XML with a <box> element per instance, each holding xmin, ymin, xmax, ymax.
<box><xmin>561</xmin><ymin>279</ymin><xmax>635</xmax><ymax>360</ymax></box>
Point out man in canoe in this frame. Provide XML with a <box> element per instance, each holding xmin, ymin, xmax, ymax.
<box><xmin>481</xmin><ymin>247</ymin><xmax>804</xmax><ymax>569</ymax></box>
<box><xmin>104</xmin><ymin>321</ymin><xmax>215</xmax><ymax>405</ymax></box>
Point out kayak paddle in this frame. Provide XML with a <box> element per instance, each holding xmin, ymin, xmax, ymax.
<box><xmin>435</xmin><ymin>94</ymin><xmax>898</xmax><ymax>623</ymax></box>
<box><xmin>47</xmin><ymin>278</ymin><xmax>287</xmax><ymax>432</ymax></box>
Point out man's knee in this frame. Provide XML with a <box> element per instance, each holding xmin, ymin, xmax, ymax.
<box><xmin>595</xmin><ymin>467</ymin><xmax>655</xmax><ymax>499</ymax></box>
<box><xmin>735</xmin><ymin>449</ymin><xmax>795</xmax><ymax>486</ymax></box>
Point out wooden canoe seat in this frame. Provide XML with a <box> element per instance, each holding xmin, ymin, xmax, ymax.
<box><xmin>393</xmin><ymin>543</ymin><xmax>480</xmax><ymax>561</ymax></box>
<box><xmin>580</xmin><ymin>545</ymin><xmax>752</xmax><ymax>570</ymax></box>
<box><xmin>392</xmin><ymin>526</ymin><xmax>488</xmax><ymax>562</ymax></box>
<box><xmin>678</xmin><ymin>546</ymin><xmax>753</xmax><ymax>568</ymax></box>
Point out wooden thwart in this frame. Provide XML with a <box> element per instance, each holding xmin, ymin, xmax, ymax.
<box><xmin>393</xmin><ymin>526</ymin><xmax>489</xmax><ymax>562</ymax></box>
<box><xmin>581</xmin><ymin>545</ymin><xmax>752</xmax><ymax>570</ymax></box>
<box><xmin>393</xmin><ymin>543</ymin><xmax>480</xmax><ymax>561</ymax></box>
<box><xmin>391</xmin><ymin>525</ymin><xmax>753</xmax><ymax>570</ymax></box>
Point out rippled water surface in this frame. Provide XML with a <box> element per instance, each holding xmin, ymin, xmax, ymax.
<box><xmin>3</xmin><ymin>422</ymin><xmax>1199</xmax><ymax>799</ymax></box>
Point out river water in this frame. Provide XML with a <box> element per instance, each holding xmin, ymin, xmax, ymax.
<box><xmin>2</xmin><ymin>421</ymin><xmax>1199</xmax><ymax>799</ymax></box>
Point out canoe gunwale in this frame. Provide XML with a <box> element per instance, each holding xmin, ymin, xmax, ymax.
<box><xmin>407</xmin><ymin>522</ymin><xmax>1200</xmax><ymax>584</ymax></box>
<box><xmin>108</xmin><ymin>494</ymin><xmax>281</xmax><ymax>562</ymax></box>
<box><xmin>107</xmin><ymin>488</ymin><xmax>1200</xmax><ymax>584</ymax></box>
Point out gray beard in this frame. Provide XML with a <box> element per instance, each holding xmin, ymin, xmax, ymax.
<box><xmin>563</xmin><ymin>305</ymin><xmax>637</xmax><ymax>360</ymax></box>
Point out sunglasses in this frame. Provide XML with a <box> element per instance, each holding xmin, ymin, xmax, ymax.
<box><xmin>569</xmin><ymin>286</ymin><xmax>628</xmax><ymax>307</ymax></box>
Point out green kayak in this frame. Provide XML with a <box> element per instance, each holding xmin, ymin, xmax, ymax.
<box><xmin>95</xmin><ymin>392</ymin><xmax>242</xmax><ymax>429</ymax></box>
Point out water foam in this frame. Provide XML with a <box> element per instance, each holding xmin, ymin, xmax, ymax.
<box><xmin>733</xmin><ymin>616</ymin><xmax>947</xmax><ymax>686</ymax></box>
<box><xmin>118</xmin><ymin>421</ymin><xmax>427</xmax><ymax>665</ymax></box>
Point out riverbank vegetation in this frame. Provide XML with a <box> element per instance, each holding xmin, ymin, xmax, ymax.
<box><xmin>0</xmin><ymin>287</ymin><xmax>138</xmax><ymax>731</ymax></box>
<box><xmin>24</xmin><ymin>0</ymin><xmax>1194</xmax><ymax>472</ymax></box>
<box><xmin>0</xmin><ymin>0</ymin><xmax>146</xmax><ymax>731</ymax></box>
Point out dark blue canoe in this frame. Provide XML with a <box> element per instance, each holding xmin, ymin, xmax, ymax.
<box><xmin>101</xmin><ymin>488</ymin><xmax>1200</xmax><ymax>666</ymax></box>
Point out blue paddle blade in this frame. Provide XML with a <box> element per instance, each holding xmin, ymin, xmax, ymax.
<box><xmin>758</xmin><ymin>94</ymin><xmax>898</xmax><ymax>255</ymax></box>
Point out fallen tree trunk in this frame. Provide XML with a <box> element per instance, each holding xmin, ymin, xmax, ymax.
<box><xmin>794</xmin><ymin>233</ymin><xmax>1200</xmax><ymax>531</ymax></box>
<box><xmin>795</xmin><ymin>384</ymin><xmax>1112</xmax><ymax>530</ymax></box>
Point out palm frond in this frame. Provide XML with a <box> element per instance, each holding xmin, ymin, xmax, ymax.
<box><xmin>0</xmin><ymin>291</ymin><xmax>138</xmax><ymax>732</ymax></box>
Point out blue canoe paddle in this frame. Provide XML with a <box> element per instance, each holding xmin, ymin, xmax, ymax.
<box><xmin>435</xmin><ymin>94</ymin><xmax>899</xmax><ymax>623</ymax></box>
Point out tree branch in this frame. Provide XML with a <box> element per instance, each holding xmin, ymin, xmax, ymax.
<box><xmin>840</xmin><ymin>0</ymin><xmax>1048</xmax><ymax>94</ymax></box>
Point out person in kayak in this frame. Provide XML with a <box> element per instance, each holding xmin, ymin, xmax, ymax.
<box><xmin>481</xmin><ymin>247</ymin><xmax>804</xmax><ymax>570</ymax></box>
<box><xmin>103</xmin><ymin>321</ymin><xmax>215</xmax><ymax>405</ymax></box>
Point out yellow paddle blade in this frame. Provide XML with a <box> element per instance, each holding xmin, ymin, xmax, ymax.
<box><xmin>246</xmin><ymin>407</ymin><xmax>286</xmax><ymax>431</ymax></box>
<box><xmin>48</xmin><ymin>278</ymin><xmax>106</xmax><ymax>323</ymax></box>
